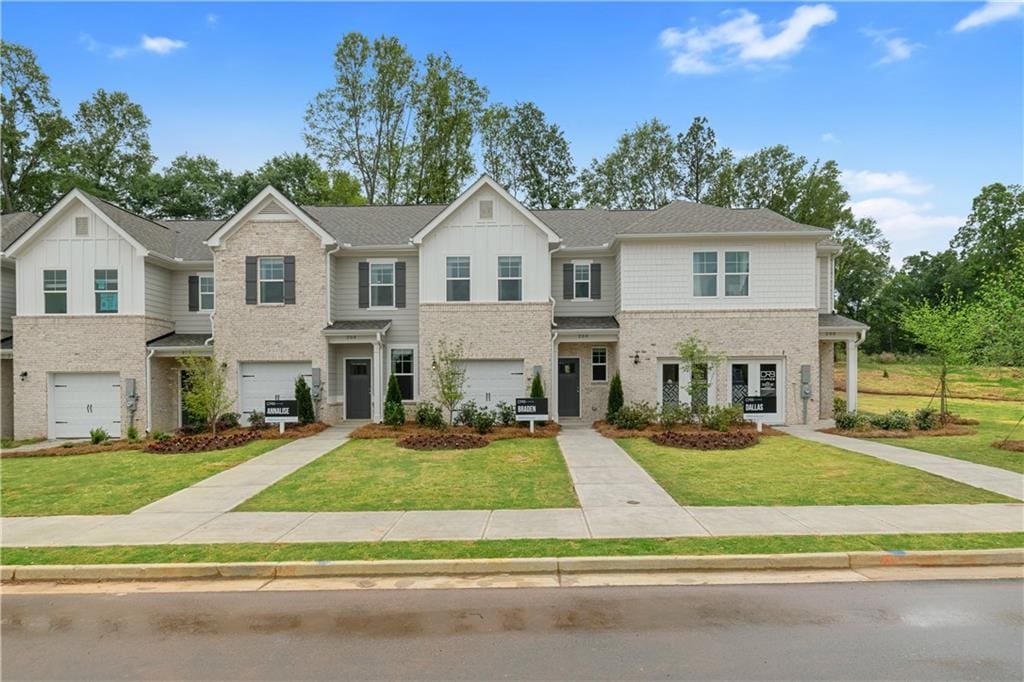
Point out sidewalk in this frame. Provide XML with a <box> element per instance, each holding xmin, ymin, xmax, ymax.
<box><xmin>778</xmin><ymin>425</ymin><xmax>1024</xmax><ymax>500</ymax></box>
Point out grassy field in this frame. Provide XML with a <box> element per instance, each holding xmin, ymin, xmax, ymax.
<box><xmin>856</xmin><ymin>393</ymin><xmax>1024</xmax><ymax>473</ymax></box>
<box><xmin>237</xmin><ymin>438</ymin><xmax>578</xmax><ymax>512</ymax></box>
<box><xmin>617</xmin><ymin>435</ymin><xmax>1010</xmax><ymax>506</ymax></box>
<box><xmin>0</xmin><ymin>440</ymin><xmax>286</xmax><ymax>516</ymax></box>
<box><xmin>3</xmin><ymin>532</ymin><xmax>1020</xmax><ymax>565</ymax></box>
<box><xmin>836</xmin><ymin>355</ymin><xmax>1024</xmax><ymax>401</ymax></box>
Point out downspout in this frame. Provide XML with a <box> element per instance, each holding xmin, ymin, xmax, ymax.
<box><xmin>550</xmin><ymin>306</ymin><xmax>559</xmax><ymax>423</ymax></box>
<box><xmin>375</xmin><ymin>330</ymin><xmax>385</xmax><ymax>422</ymax></box>
<box><xmin>145</xmin><ymin>348</ymin><xmax>156</xmax><ymax>433</ymax></box>
<box><xmin>325</xmin><ymin>243</ymin><xmax>341</xmax><ymax>325</ymax></box>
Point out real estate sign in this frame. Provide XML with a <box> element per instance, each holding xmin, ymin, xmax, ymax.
<box><xmin>265</xmin><ymin>399</ymin><xmax>299</xmax><ymax>424</ymax></box>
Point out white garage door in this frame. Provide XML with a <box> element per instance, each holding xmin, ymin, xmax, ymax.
<box><xmin>460</xmin><ymin>360</ymin><xmax>525</xmax><ymax>410</ymax></box>
<box><xmin>239</xmin><ymin>362</ymin><xmax>312</xmax><ymax>417</ymax></box>
<box><xmin>50</xmin><ymin>373</ymin><xmax>121</xmax><ymax>439</ymax></box>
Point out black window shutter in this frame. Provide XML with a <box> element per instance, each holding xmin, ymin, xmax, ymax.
<box><xmin>358</xmin><ymin>262</ymin><xmax>369</xmax><ymax>309</ymax></box>
<box><xmin>245</xmin><ymin>257</ymin><xmax>257</xmax><ymax>304</ymax></box>
<box><xmin>395</xmin><ymin>261</ymin><xmax>406</xmax><ymax>308</ymax></box>
<box><xmin>591</xmin><ymin>263</ymin><xmax>602</xmax><ymax>300</ymax></box>
<box><xmin>283</xmin><ymin>256</ymin><xmax>296</xmax><ymax>304</ymax></box>
<box><xmin>562</xmin><ymin>263</ymin><xmax>573</xmax><ymax>300</ymax></box>
<box><xmin>188</xmin><ymin>275</ymin><xmax>200</xmax><ymax>311</ymax></box>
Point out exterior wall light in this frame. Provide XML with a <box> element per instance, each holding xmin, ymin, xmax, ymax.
<box><xmin>19</xmin><ymin>371</ymin><xmax>28</xmax><ymax>381</ymax></box>
<box><xmin>632</xmin><ymin>352</ymin><xmax>640</xmax><ymax>365</ymax></box>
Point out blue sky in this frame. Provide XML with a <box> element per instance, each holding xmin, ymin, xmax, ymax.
<box><xmin>3</xmin><ymin>1</ymin><xmax>1022</xmax><ymax>263</ymax></box>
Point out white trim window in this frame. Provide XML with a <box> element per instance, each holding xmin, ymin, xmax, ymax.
<box><xmin>725</xmin><ymin>251</ymin><xmax>750</xmax><ymax>297</ymax></box>
<box><xmin>258</xmin><ymin>256</ymin><xmax>285</xmax><ymax>304</ymax></box>
<box><xmin>390</xmin><ymin>348</ymin><xmax>415</xmax><ymax>401</ymax></box>
<box><xmin>693</xmin><ymin>251</ymin><xmax>718</xmax><ymax>297</ymax></box>
<box><xmin>592</xmin><ymin>347</ymin><xmax>608</xmax><ymax>382</ymax></box>
<box><xmin>497</xmin><ymin>256</ymin><xmax>522</xmax><ymax>301</ymax></box>
<box><xmin>94</xmin><ymin>269</ymin><xmax>118</xmax><ymax>314</ymax></box>
<box><xmin>446</xmin><ymin>256</ymin><xmax>470</xmax><ymax>302</ymax></box>
<box><xmin>43</xmin><ymin>269</ymin><xmax>67</xmax><ymax>314</ymax></box>
<box><xmin>370</xmin><ymin>262</ymin><xmax>395</xmax><ymax>308</ymax></box>
<box><xmin>574</xmin><ymin>263</ymin><xmax>591</xmax><ymax>300</ymax></box>
<box><xmin>199</xmin><ymin>274</ymin><xmax>215</xmax><ymax>311</ymax></box>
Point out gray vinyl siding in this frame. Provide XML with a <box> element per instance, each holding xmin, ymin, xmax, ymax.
<box><xmin>1</xmin><ymin>264</ymin><xmax>15</xmax><ymax>335</ymax></box>
<box><xmin>144</xmin><ymin>262</ymin><xmax>172</xmax><ymax>320</ymax></box>
<box><xmin>613</xmin><ymin>249</ymin><xmax>622</xmax><ymax>313</ymax></box>
<box><xmin>171</xmin><ymin>269</ymin><xmax>213</xmax><ymax>334</ymax></box>
<box><xmin>551</xmin><ymin>256</ymin><xmax>617</xmax><ymax>317</ymax></box>
<box><xmin>332</xmin><ymin>252</ymin><xmax>418</xmax><ymax>344</ymax></box>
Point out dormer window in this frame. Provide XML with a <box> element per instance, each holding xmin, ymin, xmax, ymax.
<box><xmin>74</xmin><ymin>216</ymin><xmax>89</xmax><ymax>237</ymax></box>
<box><xmin>479</xmin><ymin>200</ymin><xmax>494</xmax><ymax>220</ymax></box>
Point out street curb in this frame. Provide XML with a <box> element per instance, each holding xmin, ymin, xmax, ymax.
<box><xmin>4</xmin><ymin>549</ymin><xmax>1021</xmax><ymax>582</ymax></box>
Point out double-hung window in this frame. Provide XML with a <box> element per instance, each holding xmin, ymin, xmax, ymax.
<box><xmin>43</xmin><ymin>270</ymin><xmax>67</xmax><ymax>314</ymax></box>
<box><xmin>94</xmin><ymin>269</ymin><xmax>118</xmax><ymax>313</ymax></box>
<box><xmin>199</xmin><ymin>275</ymin><xmax>215</xmax><ymax>311</ymax></box>
<box><xmin>725</xmin><ymin>251</ymin><xmax>749</xmax><ymax>297</ymax></box>
<box><xmin>370</xmin><ymin>262</ymin><xmax>395</xmax><ymax>307</ymax></box>
<box><xmin>390</xmin><ymin>349</ymin><xmax>415</xmax><ymax>400</ymax></box>
<box><xmin>592</xmin><ymin>347</ymin><xmax>608</xmax><ymax>382</ymax></box>
<box><xmin>574</xmin><ymin>263</ymin><xmax>591</xmax><ymax>299</ymax></box>
<box><xmin>446</xmin><ymin>256</ymin><xmax>470</xmax><ymax>301</ymax></box>
<box><xmin>258</xmin><ymin>257</ymin><xmax>284</xmax><ymax>304</ymax></box>
<box><xmin>497</xmin><ymin>256</ymin><xmax>522</xmax><ymax>301</ymax></box>
<box><xmin>693</xmin><ymin>251</ymin><xmax>718</xmax><ymax>297</ymax></box>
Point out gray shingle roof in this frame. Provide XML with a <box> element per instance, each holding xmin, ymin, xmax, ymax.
<box><xmin>819</xmin><ymin>313</ymin><xmax>868</xmax><ymax>329</ymax></box>
<box><xmin>85</xmin><ymin>192</ymin><xmax>179</xmax><ymax>258</ymax></box>
<box><xmin>1</xmin><ymin>212</ymin><xmax>39</xmax><ymax>251</ymax></box>
<box><xmin>303</xmin><ymin>205</ymin><xmax>444</xmax><ymax>247</ymax></box>
<box><xmin>157</xmin><ymin>219</ymin><xmax>224</xmax><ymax>260</ymax></box>
<box><xmin>146</xmin><ymin>333</ymin><xmax>213</xmax><ymax>348</ymax></box>
<box><xmin>538</xmin><ymin>208</ymin><xmax>652</xmax><ymax>247</ymax></box>
<box><xmin>324</xmin><ymin>320</ymin><xmax>392</xmax><ymax>332</ymax></box>
<box><xmin>621</xmin><ymin>201</ymin><xmax>829</xmax><ymax>236</ymax></box>
<box><xmin>553</xmin><ymin>316</ymin><xmax>619</xmax><ymax>330</ymax></box>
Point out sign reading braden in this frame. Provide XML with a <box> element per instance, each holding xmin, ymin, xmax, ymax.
<box><xmin>264</xmin><ymin>399</ymin><xmax>299</xmax><ymax>423</ymax></box>
<box><xmin>515</xmin><ymin>398</ymin><xmax>548</xmax><ymax>421</ymax></box>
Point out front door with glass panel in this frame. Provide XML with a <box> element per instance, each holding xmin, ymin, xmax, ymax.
<box><xmin>730</xmin><ymin>360</ymin><xmax>782</xmax><ymax>423</ymax></box>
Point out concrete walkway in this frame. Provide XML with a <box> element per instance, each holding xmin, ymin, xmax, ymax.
<box><xmin>779</xmin><ymin>425</ymin><xmax>1024</xmax><ymax>501</ymax></box>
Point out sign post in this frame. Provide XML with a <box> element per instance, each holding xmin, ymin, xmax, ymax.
<box><xmin>264</xmin><ymin>399</ymin><xmax>299</xmax><ymax>434</ymax></box>
<box><xmin>515</xmin><ymin>398</ymin><xmax>549</xmax><ymax>433</ymax></box>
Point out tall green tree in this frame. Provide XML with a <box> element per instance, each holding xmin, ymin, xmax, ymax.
<box><xmin>68</xmin><ymin>89</ymin><xmax>155</xmax><ymax>211</ymax></box>
<box><xmin>255</xmin><ymin>153</ymin><xmax>364</xmax><ymax>206</ymax></box>
<box><xmin>305</xmin><ymin>33</ymin><xmax>416</xmax><ymax>204</ymax></box>
<box><xmin>580</xmin><ymin>118</ymin><xmax>680</xmax><ymax>209</ymax></box>
<box><xmin>973</xmin><ymin>244</ymin><xmax>1024</xmax><ymax>367</ymax></box>
<box><xmin>732</xmin><ymin>144</ymin><xmax>807</xmax><ymax>215</ymax></box>
<box><xmin>676</xmin><ymin>116</ymin><xmax>724</xmax><ymax>203</ymax></box>
<box><xmin>951</xmin><ymin>182</ymin><xmax>1024</xmax><ymax>293</ymax></box>
<box><xmin>0</xmin><ymin>41</ymin><xmax>72</xmax><ymax>213</ymax></box>
<box><xmin>403</xmin><ymin>52</ymin><xmax>486</xmax><ymax>204</ymax></box>
<box><xmin>833</xmin><ymin>217</ymin><xmax>893</xmax><ymax>321</ymax></box>
<box><xmin>154</xmin><ymin>154</ymin><xmax>235</xmax><ymax>218</ymax></box>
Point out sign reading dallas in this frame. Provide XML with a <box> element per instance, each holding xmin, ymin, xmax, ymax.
<box><xmin>264</xmin><ymin>399</ymin><xmax>299</xmax><ymax>423</ymax></box>
<box><xmin>515</xmin><ymin>398</ymin><xmax>548</xmax><ymax>421</ymax></box>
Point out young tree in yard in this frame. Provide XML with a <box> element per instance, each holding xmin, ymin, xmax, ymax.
<box><xmin>384</xmin><ymin>374</ymin><xmax>406</xmax><ymax>426</ymax></box>
<box><xmin>295</xmin><ymin>375</ymin><xmax>315</xmax><ymax>424</ymax></box>
<box><xmin>430</xmin><ymin>338</ymin><xmax>466</xmax><ymax>425</ymax></box>
<box><xmin>178</xmin><ymin>355</ymin><xmax>234</xmax><ymax>434</ymax></box>
<box><xmin>675</xmin><ymin>337</ymin><xmax>724</xmax><ymax>411</ymax></box>
<box><xmin>530</xmin><ymin>372</ymin><xmax>545</xmax><ymax>398</ymax></box>
<box><xmin>606</xmin><ymin>372</ymin><xmax>624</xmax><ymax>421</ymax></box>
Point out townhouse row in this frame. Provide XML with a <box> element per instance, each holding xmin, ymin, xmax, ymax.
<box><xmin>0</xmin><ymin>176</ymin><xmax>868</xmax><ymax>440</ymax></box>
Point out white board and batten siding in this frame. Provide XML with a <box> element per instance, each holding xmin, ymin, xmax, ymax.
<box><xmin>15</xmin><ymin>202</ymin><xmax>145</xmax><ymax>316</ymax></box>
<box><xmin>419</xmin><ymin>187</ymin><xmax>552</xmax><ymax>303</ymax></box>
<box><xmin>619</xmin><ymin>239</ymin><xmax>818</xmax><ymax>311</ymax></box>
<box><xmin>170</xmin><ymin>270</ymin><xmax>214</xmax><ymax>334</ymax></box>
<box><xmin>332</xmin><ymin>253</ymin><xmax>418</xmax><ymax>344</ymax></box>
<box><xmin>551</xmin><ymin>255</ymin><xmax>617</xmax><ymax>317</ymax></box>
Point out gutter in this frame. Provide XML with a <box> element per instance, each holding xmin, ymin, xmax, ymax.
<box><xmin>325</xmin><ymin>243</ymin><xmax>342</xmax><ymax>325</ymax></box>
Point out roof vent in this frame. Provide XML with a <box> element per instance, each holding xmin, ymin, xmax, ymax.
<box><xmin>258</xmin><ymin>200</ymin><xmax>287</xmax><ymax>216</ymax></box>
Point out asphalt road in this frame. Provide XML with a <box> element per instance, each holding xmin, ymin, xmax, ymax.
<box><xmin>3</xmin><ymin>580</ymin><xmax>1022</xmax><ymax>681</ymax></box>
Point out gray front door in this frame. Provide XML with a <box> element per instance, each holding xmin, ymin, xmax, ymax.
<box><xmin>558</xmin><ymin>358</ymin><xmax>580</xmax><ymax>418</ymax></box>
<box><xmin>345</xmin><ymin>359</ymin><xmax>371</xmax><ymax>419</ymax></box>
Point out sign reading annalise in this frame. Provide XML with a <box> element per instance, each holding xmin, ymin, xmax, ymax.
<box><xmin>264</xmin><ymin>399</ymin><xmax>298</xmax><ymax>423</ymax></box>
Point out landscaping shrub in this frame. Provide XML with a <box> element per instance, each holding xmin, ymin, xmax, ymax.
<box><xmin>472</xmin><ymin>409</ymin><xmax>496</xmax><ymax>435</ymax></box>
<box><xmin>414</xmin><ymin>402</ymin><xmax>445</xmax><ymax>429</ymax></box>
<box><xmin>151</xmin><ymin>430</ymin><xmax>171</xmax><ymax>442</ymax></box>
<box><xmin>650</xmin><ymin>430</ymin><xmax>759</xmax><ymax>450</ymax></box>
<box><xmin>216</xmin><ymin>412</ymin><xmax>240</xmax><ymax>431</ymax></box>
<box><xmin>700</xmin><ymin>405</ymin><xmax>744</xmax><ymax>433</ymax></box>
<box><xmin>495</xmin><ymin>401</ymin><xmax>516</xmax><ymax>426</ymax></box>
<box><xmin>914</xmin><ymin>407</ymin><xmax>940</xmax><ymax>431</ymax></box>
<box><xmin>295</xmin><ymin>376</ymin><xmax>315</xmax><ymax>424</ymax></box>
<box><xmin>611</xmin><ymin>402</ymin><xmax>657</xmax><ymax>430</ymax></box>
<box><xmin>383</xmin><ymin>374</ymin><xmax>406</xmax><ymax>427</ymax></box>
<box><xmin>659</xmin><ymin>402</ymin><xmax>692</xmax><ymax>430</ymax></box>
<box><xmin>397</xmin><ymin>433</ymin><xmax>488</xmax><ymax>451</ymax></box>
<box><xmin>868</xmin><ymin>410</ymin><xmax>912</xmax><ymax>431</ymax></box>
<box><xmin>833</xmin><ymin>395</ymin><xmax>847</xmax><ymax>415</ymax></box>
<box><xmin>607</xmin><ymin>372</ymin><xmax>624</xmax><ymax>421</ymax></box>
<box><xmin>145</xmin><ymin>430</ymin><xmax>259</xmax><ymax>454</ymax></box>
<box><xmin>834</xmin><ymin>411</ymin><xmax>864</xmax><ymax>430</ymax></box>
<box><xmin>530</xmin><ymin>373</ymin><xmax>544</xmax><ymax>398</ymax></box>
<box><xmin>457</xmin><ymin>400</ymin><xmax>480</xmax><ymax>427</ymax></box>
<box><xmin>89</xmin><ymin>428</ymin><xmax>109</xmax><ymax>444</ymax></box>
<box><xmin>126</xmin><ymin>425</ymin><xmax>139</xmax><ymax>443</ymax></box>
<box><xmin>248</xmin><ymin>410</ymin><xmax>267</xmax><ymax>430</ymax></box>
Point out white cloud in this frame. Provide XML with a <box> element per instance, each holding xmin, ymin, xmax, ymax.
<box><xmin>206</xmin><ymin>13</ymin><xmax>219</xmax><ymax>26</ymax></box>
<box><xmin>821</xmin><ymin>132</ymin><xmax>839</xmax><ymax>143</ymax></box>
<box><xmin>850</xmin><ymin>197</ymin><xmax>964</xmax><ymax>260</ymax></box>
<box><xmin>863</xmin><ymin>28</ymin><xmax>923</xmax><ymax>64</ymax></box>
<box><xmin>954</xmin><ymin>1</ymin><xmax>1023</xmax><ymax>32</ymax></box>
<box><xmin>841</xmin><ymin>169</ymin><xmax>932</xmax><ymax>196</ymax></box>
<box><xmin>659</xmin><ymin>4</ymin><xmax>837</xmax><ymax>75</ymax></box>
<box><xmin>141</xmin><ymin>35</ymin><xmax>187</xmax><ymax>55</ymax></box>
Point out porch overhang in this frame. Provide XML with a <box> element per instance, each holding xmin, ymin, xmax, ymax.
<box><xmin>552</xmin><ymin>316</ymin><xmax>619</xmax><ymax>343</ymax></box>
<box><xmin>145</xmin><ymin>333</ymin><xmax>214</xmax><ymax>357</ymax></box>
<box><xmin>0</xmin><ymin>335</ymin><xmax>12</xmax><ymax>360</ymax></box>
<box><xmin>818</xmin><ymin>313</ymin><xmax>868</xmax><ymax>343</ymax></box>
<box><xmin>323</xmin><ymin>320</ymin><xmax>391</xmax><ymax>344</ymax></box>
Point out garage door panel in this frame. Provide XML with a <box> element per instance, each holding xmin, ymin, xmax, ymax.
<box><xmin>239</xmin><ymin>362</ymin><xmax>313</xmax><ymax>416</ymax></box>
<box><xmin>50</xmin><ymin>373</ymin><xmax>121</xmax><ymax>439</ymax></box>
<box><xmin>459</xmin><ymin>360</ymin><xmax>525</xmax><ymax>410</ymax></box>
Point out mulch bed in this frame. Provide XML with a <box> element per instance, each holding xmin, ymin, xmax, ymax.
<box><xmin>593</xmin><ymin>420</ymin><xmax>782</xmax><ymax>439</ymax></box>
<box><xmin>822</xmin><ymin>425</ymin><xmax>976</xmax><ymax>439</ymax></box>
<box><xmin>0</xmin><ymin>440</ymin><xmax>146</xmax><ymax>459</ymax></box>
<box><xmin>351</xmin><ymin>422</ymin><xmax>561</xmax><ymax>442</ymax></box>
<box><xmin>649</xmin><ymin>430</ymin><xmax>760</xmax><ymax>450</ymax></box>
<box><xmin>145</xmin><ymin>430</ymin><xmax>261</xmax><ymax>454</ymax></box>
<box><xmin>396</xmin><ymin>433</ymin><xmax>489</xmax><ymax>450</ymax></box>
<box><xmin>252</xmin><ymin>422</ymin><xmax>330</xmax><ymax>439</ymax></box>
<box><xmin>993</xmin><ymin>440</ymin><xmax>1024</xmax><ymax>453</ymax></box>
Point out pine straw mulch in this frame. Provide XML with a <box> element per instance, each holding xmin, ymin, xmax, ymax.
<box><xmin>397</xmin><ymin>433</ymin><xmax>489</xmax><ymax>451</ymax></box>
<box><xmin>821</xmin><ymin>424</ymin><xmax>977</xmax><ymax>439</ymax></box>
<box><xmin>993</xmin><ymin>440</ymin><xmax>1024</xmax><ymax>453</ymax></box>
<box><xmin>350</xmin><ymin>422</ymin><xmax>561</xmax><ymax>443</ymax></box>
<box><xmin>0</xmin><ymin>439</ymin><xmax>146</xmax><ymax>459</ymax></box>
<box><xmin>649</xmin><ymin>430</ymin><xmax>760</xmax><ymax>450</ymax></box>
<box><xmin>592</xmin><ymin>420</ymin><xmax>784</xmax><ymax>440</ymax></box>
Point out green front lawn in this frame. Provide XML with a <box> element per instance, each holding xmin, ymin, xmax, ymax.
<box><xmin>839</xmin><ymin>354</ymin><xmax>1024</xmax><ymax>401</ymax></box>
<box><xmin>237</xmin><ymin>438</ymin><xmax>578</xmax><ymax>512</ymax></box>
<box><xmin>0</xmin><ymin>440</ymin><xmax>286</xmax><ymax>516</ymax></box>
<box><xmin>618</xmin><ymin>435</ymin><xmax>1011</xmax><ymax>506</ymax></box>
<box><xmin>857</xmin><ymin>393</ymin><xmax>1024</xmax><ymax>473</ymax></box>
<box><xmin>3</xmin><ymin>532</ymin><xmax>1020</xmax><ymax>565</ymax></box>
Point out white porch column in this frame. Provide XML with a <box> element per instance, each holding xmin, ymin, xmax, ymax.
<box><xmin>372</xmin><ymin>338</ymin><xmax>383</xmax><ymax>422</ymax></box>
<box><xmin>846</xmin><ymin>339</ymin><xmax>858</xmax><ymax>412</ymax></box>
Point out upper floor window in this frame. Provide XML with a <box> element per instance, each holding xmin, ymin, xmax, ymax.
<box><xmin>370</xmin><ymin>262</ymin><xmax>395</xmax><ymax>307</ymax></box>
<box><xmin>574</xmin><ymin>263</ymin><xmax>591</xmax><ymax>300</ymax></box>
<box><xmin>199</xmin><ymin>275</ymin><xmax>215</xmax><ymax>310</ymax></box>
<box><xmin>259</xmin><ymin>257</ymin><xmax>285</xmax><ymax>304</ymax></box>
<box><xmin>693</xmin><ymin>252</ymin><xmax>717</xmax><ymax>297</ymax></box>
<box><xmin>94</xmin><ymin>269</ymin><xmax>118</xmax><ymax>314</ymax></box>
<box><xmin>725</xmin><ymin>251</ymin><xmax>749</xmax><ymax>297</ymax></box>
<box><xmin>497</xmin><ymin>256</ymin><xmax>522</xmax><ymax>301</ymax></box>
<box><xmin>592</xmin><ymin>347</ymin><xmax>608</xmax><ymax>382</ymax></box>
<box><xmin>390</xmin><ymin>348</ymin><xmax>415</xmax><ymax>400</ymax></box>
<box><xmin>446</xmin><ymin>256</ymin><xmax>470</xmax><ymax>302</ymax></box>
<box><xmin>43</xmin><ymin>270</ymin><xmax>67</xmax><ymax>314</ymax></box>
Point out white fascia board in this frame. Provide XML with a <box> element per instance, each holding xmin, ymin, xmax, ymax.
<box><xmin>205</xmin><ymin>185</ymin><xmax>337</xmax><ymax>249</ymax></box>
<box><xmin>5</xmin><ymin>190</ymin><xmax>149</xmax><ymax>257</ymax></box>
<box><xmin>411</xmin><ymin>175</ymin><xmax>562</xmax><ymax>245</ymax></box>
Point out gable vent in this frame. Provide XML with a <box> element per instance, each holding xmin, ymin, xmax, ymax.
<box><xmin>74</xmin><ymin>216</ymin><xmax>89</xmax><ymax>236</ymax></box>
<box><xmin>258</xmin><ymin>200</ymin><xmax>287</xmax><ymax>215</ymax></box>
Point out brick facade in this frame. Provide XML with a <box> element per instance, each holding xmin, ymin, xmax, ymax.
<box><xmin>1</xmin><ymin>358</ymin><xmax>12</xmax><ymax>439</ymax></box>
